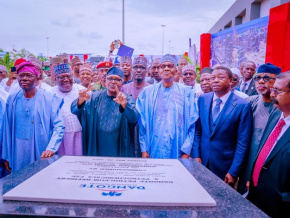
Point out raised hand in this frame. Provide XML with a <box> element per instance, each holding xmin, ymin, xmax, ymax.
<box><xmin>118</xmin><ymin>39</ymin><xmax>124</xmax><ymax>46</ymax></box>
<box><xmin>77</xmin><ymin>84</ymin><xmax>91</xmax><ymax>106</ymax></box>
<box><xmin>113</xmin><ymin>85</ymin><xmax>127</xmax><ymax>109</ymax></box>
<box><xmin>110</xmin><ymin>41</ymin><xmax>115</xmax><ymax>52</ymax></box>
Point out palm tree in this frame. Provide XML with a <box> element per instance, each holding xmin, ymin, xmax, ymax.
<box><xmin>0</xmin><ymin>52</ymin><xmax>14</xmax><ymax>76</ymax></box>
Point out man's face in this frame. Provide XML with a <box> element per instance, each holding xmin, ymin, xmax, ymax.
<box><xmin>106</xmin><ymin>75</ymin><xmax>123</xmax><ymax>95</ymax></box>
<box><xmin>210</xmin><ymin>69</ymin><xmax>232</xmax><ymax>93</ymax></box>
<box><xmin>241</xmin><ymin>62</ymin><xmax>256</xmax><ymax>80</ymax></box>
<box><xmin>270</xmin><ymin>78</ymin><xmax>290</xmax><ymax>112</ymax></box>
<box><xmin>151</xmin><ymin>61</ymin><xmax>161</xmax><ymax>82</ymax></box>
<box><xmin>80</xmin><ymin>70</ymin><xmax>92</xmax><ymax>87</ymax></box>
<box><xmin>73</xmin><ymin>62</ymin><xmax>83</xmax><ymax>74</ymax></box>
<box><xmin>17</xmin><ymin>72</ymin><xmax>38</xmax><ymax>91</ymax></box>
<box><xmin>178</xmin><ymin>60</ymin><xmax>188</xmax><ymax>72</ymax></box>
<box><xmin>159</xmin><ymin>61</ymin><xmax>177</xmax><ymax>81</ymax></box>
<box><xmin>0</xmin><ymin>70</ymin><xmax>7</xmax><ymax>82</ymax></box>
<box><xmin>120</xmin><ymin>62</ymin><xmax>132</xmax><ymax>77</ymax></box>
<box><xmin>254</xmin><ymin>73</ymin><xmax>277</xmax><ymax>95</ymax></box>
<box><xmin>182</xmin><ymin>70</ymin><xmax>197</xmax><ymax>86</ymax></box>
<box><xmin>36</xmin><ymin>67</ymin><xmax>44</xmax><ymax>80</ymax></box>
<box><xmin>56</xmin><ymin>73</ymin><xmax>73</xmax><ymax>93</ymax></box>
<box><xmin>200</xmin><ymin>73</ymin><xmax>212</xmax><ymax>93</ymax></box>
<box><xmin>231</xmin><ymin>74</ymin><xmax>240</xmax><ymax>88</ymax></box>
<box><xmin>92</xmin><ymin>71</ymin><xmax>99</xmax><ymax>83</ymax></box>
<box><xmin>98</xmin><ymin>67</ymin><xmax>109</xmax><ymax>83</ymax></box>
<box><xmin>132</xmin><ymin>64</ymin><xmax>147</xmax><ymax>82</ymax></box>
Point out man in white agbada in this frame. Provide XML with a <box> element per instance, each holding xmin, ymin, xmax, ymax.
<box><xmin>50</xmin><ymin>63</ymin><xmax>84</xmax><ymax>155</ymax></box>
<box><xmin>136</xmin><ymin>54</ymin><xmax>199</xmax><ymax>159</ymax></box>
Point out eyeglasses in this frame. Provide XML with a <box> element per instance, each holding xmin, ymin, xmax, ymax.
<box><xmin>133</xmin><ymin>66</ymin><xmax>146</xmax><ymax>70</ymax></box>
<box><xmin>270</xmin><ymin>88</ymin><xmax>290</xmax><ymax>95</ymax></box>
<box><xmin>56</xmin><ymin>75</ymin><xmax>73</xmax><ymax>80</ymax></box>
<box><xmin>74</xmin><ymin>63</ymin><xmax>83</xmax><ymax>67</ymax></box>
<box><xmin>160</xmin><ymin>64</ymin><xmax>175</xmax><ymax>69</ymax></box>
<box><xmin>254</xmin><ymin>75</ymin><xmax>276</xmax><ymax>82</ymax></box>
<box><xmin>182</xmin><ymin>72</ymin><xmax>195</xmax><ymax>76</ymax></box>
<box><xmin>107</xmin><ymin>77</ymin><xmax>123</xmax><ymax>83</ymax></box>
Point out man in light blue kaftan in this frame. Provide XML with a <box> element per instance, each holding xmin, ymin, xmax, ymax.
<box><xmin>136</xmin><ymin>54</ymin><xmax>198</xmax><ymax>159</ymax></box>
<box><xmin>1</xmin><ymin>61</ymin><xmax>65</xmax><ymax>173</ymax></box>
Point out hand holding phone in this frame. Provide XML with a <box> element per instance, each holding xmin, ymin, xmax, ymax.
<box><xmin>11</xmin><ymin>66</ymin><xmax>17</xmax><ymax>79</ymax></box>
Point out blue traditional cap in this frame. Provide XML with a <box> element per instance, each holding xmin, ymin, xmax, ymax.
<box><xmin>160</xmin><ymin>54</ymin><xmax>177</xmax><ymax>67</ymax></box>
<box><xmin>107</xmin><ymin>66</ymin><xmax>124</xmax><ymax>79</ymax></box>
<box><xmin>257</xmin><ymin>63</ymin><xmax>281</xmax><ymax>75</ymax></box>
<box><xmin>54</xmin><ymin>63</ymin><xmax>71</xmax><ymax>75</ymax></box>
<box><xmin>133</xmin><ymin>56</ymin><xmax>147</xmax><ymax>67</ymax></box>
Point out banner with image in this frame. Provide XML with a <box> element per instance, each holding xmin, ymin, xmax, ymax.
<box><xmin>211</xmin><ymin>16</ymin><xmax>269</xmax><ymax>69</ymax></box>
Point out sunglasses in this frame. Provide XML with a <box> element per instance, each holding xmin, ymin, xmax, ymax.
<box><xmin>254</xmin><ymin>75</ymin><xmax>276</xmax><ymax>82</ymax></box>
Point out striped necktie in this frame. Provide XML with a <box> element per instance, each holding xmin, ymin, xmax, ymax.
<box><xmin>252</xmin><ymin>118</ymin><xmax>286</xmax><ymax>186</ymax></box>
<box><xmin>212</xmin><ymin>98</ymin><xmax>222</xmax><ymax>122</ymax></box>
<box><xmin>241</xmin><ymin>82</ymin><xmax>247</xmax><ymax>93</ymax></box>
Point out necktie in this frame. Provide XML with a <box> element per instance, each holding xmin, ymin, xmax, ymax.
<box><xmin>252</xmin><ymin>118</ymin><xmax>286</xmax><ymax>186</ymax></box>
<box><xmin>241</xmin><ymin>83</ymin><xmax>247</xmax><ymax>93</ymax></box>
<box><xmin>212</xmin><ymin>98</ymin><xmax>222</xmax><ymax>122</ymax></box>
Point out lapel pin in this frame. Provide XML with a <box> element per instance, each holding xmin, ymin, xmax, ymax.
<box><xmin>233</xmin><ymin>103</ymin><xmax>236</xmax><ymax>106</ymax></box>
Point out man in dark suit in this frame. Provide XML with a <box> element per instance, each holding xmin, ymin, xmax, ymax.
<box><xmin>238</xmin><ymin>61</ymin><xmax>258</xmax><ymax>96</ymax></box>
<box><xmin>192</xmin><ymin>66</ymin><xmax>253</xmax><ymax>186</ymax></box>
<box><xmin>248</xmin><ymin>71</ymin><xmax>290</xmax><ymax>217</ymax></box>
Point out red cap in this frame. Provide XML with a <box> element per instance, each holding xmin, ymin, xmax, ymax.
<box><xmin>14</xmin><ymin>58</ymin><xmax>26</xmax><ymax>67</ymax></box>
<box><xmin>139</xmin><ymin>54</ymin><xmax>144</xmax><ymax>57</ymax></box>
<box><xmin>96</xmin><ymin>61</ymin><xmax>113</xmax><ymax>69</ymax></box>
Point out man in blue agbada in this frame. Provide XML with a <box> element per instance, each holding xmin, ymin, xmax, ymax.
<box><xmin>136</xmin><ymin>54</ymin><xmax>199</xmax><ymax>159</ymax></box>
<box><xmin>1</xmin><ymin>61</ymin><xmax>65</xmax><ymax>173</ymax></box>
<box><xmin>71</xmin><ymin>66</ymin><xmax>138</xmax><ymax>157</ymax></box>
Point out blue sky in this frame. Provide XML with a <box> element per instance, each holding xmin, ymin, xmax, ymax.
<box><xmin>0</xmin><ymin>0</ymin><xmax>236</xmax><ymax>56</ymax></box>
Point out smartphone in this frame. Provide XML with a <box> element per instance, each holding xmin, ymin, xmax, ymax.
<box><xmin>11</xmin><ymin>66</ymin><xmax>17</xmax><ymax>79</ymax></box>
<box><xmin>114</xmin><ymin>40</ymin><xmax>119</xmax><ymax>49</ymax></box>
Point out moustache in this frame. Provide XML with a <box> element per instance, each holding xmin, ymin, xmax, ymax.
<box><xmin>271</xmin><ymin>98</ymin><xmax>279</xmax><ymax>104</ymax></box>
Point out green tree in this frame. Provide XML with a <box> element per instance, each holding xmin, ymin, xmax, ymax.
<box><xmin>0</xmin><ymin>52</ymin><xmax>14</xmax><ymax>75</ymax></box>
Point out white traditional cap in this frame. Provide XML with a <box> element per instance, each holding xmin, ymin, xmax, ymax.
<box><xmin>230</xmin><ymin>68</ymin><xmax>241</xmax><ymax>78</ymax></box>
<box><xmin>182</xmin><ymin>64</ymin><xmax>196</xmax><ymax>73</ymax></box>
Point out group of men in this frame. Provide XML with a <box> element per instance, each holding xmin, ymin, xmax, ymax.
<box><xmin>0</xmin><ymin>49</ymin><xmax>290</xmax><ymax>216</ymax></box>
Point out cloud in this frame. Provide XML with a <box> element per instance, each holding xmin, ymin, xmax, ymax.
<box><xmin>76</xmin><ymin>31</ymin><xmax>103</xmax><ymax>39</ymax></box>
<box><xmin>50</xmin><ymin>18</ymin><xmax>78</xmax><ymax>27</ymax></box>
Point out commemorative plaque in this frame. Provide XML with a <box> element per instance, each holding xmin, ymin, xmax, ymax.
<box><xmin>3</xmin><ymin>156</ymin><xmax>216</xmax><ymax>206</ymax></box>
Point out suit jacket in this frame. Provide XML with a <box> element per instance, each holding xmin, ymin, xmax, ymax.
<box><xmin>192</xmin><ymin>92</ymin><xmax>253</xmax><ymax>179</ymax></box>
<box><xmin>248</xmin><ymin>109</ymin><xmax>290</xmax><ymax>217</ymax></box>
<box><xmin>238</xmin><ymin>79</ymin><xmax>258</xmax><ymax>96</ymax></box>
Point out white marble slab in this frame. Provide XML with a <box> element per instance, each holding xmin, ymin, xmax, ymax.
<box><xmin>3</xmin><ymin>156</ymin><xmax>216</xmax><ymax>206</ymax></box>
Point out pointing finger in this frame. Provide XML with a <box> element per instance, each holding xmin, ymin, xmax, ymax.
<box><xmin>86</xmin><ymin>83</ymin><xmax>91</xmax><ymax>92</ymax></box>
<box><xmin>115</xmin><ymin>85</ymin><xmax>119</xmax><ymax>95</ymax></box>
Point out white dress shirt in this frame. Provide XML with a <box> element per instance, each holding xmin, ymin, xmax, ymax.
<box><xmin>212</xmin><ymin>91</ymin><xmax>232</xmax><ymax>113</ymax></box>
<box><xmin>240</xmin><ymin>78</ymin><xmax>253</xmax><ymax>91</ymax></box>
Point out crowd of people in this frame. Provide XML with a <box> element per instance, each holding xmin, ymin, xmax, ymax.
<box><xmin>0</xmin><ymin>43</ymin><xmax>290</xmax><ymax>217</ymax></box>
